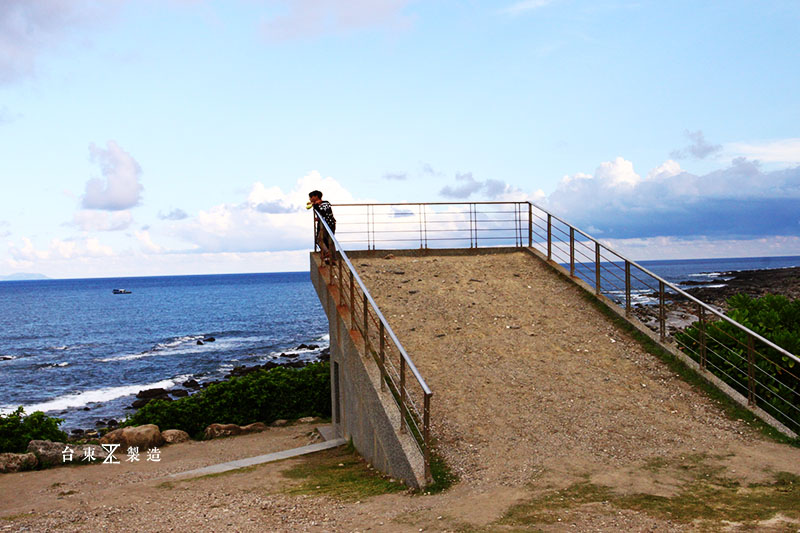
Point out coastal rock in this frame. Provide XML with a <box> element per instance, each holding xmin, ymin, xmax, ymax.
<box><xmin>136</xmin><ymin>388</ymin><xmax>169</xmax><ymax>399</ymax></box>
<box><xmin>241</xmin><ymin>422</ymin><xmax>267</xmax><ymax>434</ymax></box>
<box><xmin>84</xmin><ymin>430</ymin><xmax>100</xmax><ymax>439</ymax></box>
<box><xmin>0</xmin><ymin>452</ymin><xmax>37</xmax><ymax>473</ymax></box>
<box><xmin>270</xmin><ymin>419</ymin><xmax>289</xmax><ymax>427</ymax></box>
<box><xmin>204</xmin><ymin>336</ymin><xmax>216</xmax><ymax>342</ymax></box>
<box><xmin>162</xmin><ymin>429</ymin><xmax>190</xmax><ymax>444</ymax></box>
<box><xmin>170</xmin><ymin>389</ymin><xmax>189</xmax><ymax>398</ymax></box>
<box><xmin>204</xmin><ymin>422</ymin><xmax>267</xmax><ymax>440</ymax></box>
<box><xmin>296</xmin><ymin>343</ymin><xmax>319</xmax><ymax>350</ymax></box>
<box><xmin>196</xmin><ymin>340</ymin><xmax>204</xmax><ymax>345</ymax></box>
<box><xmin>204</xmin><ymin>423</ymin><xmax>242</xmax><ymax>439</ymax></box>
<box><xmin>298</xmin><ymin>416</ymin><xmax>319</xmax><ymax>423</ymax></box>
<box><xmin>107</xmin><ymin>419</ymin><xmax>118</xmax><ymax>427</ymax></box>
<box><xmin>27</xmin><ymin>440</ymin><xmax>66</xmax><ymax>467</ymax></box>
<box><xmin>100</xmin><ymin>424</ymin><xmax>164</xmax><ymax>450</ymax></box>
<box><xmin>131</xmin><ymin>398</ymin><xmax>151</xmax><ymax>409</ymax></box>
<box><xmin>182</xmin><ymin>379</ymin><xmax>200</xmax><ymax>389</ymax></box>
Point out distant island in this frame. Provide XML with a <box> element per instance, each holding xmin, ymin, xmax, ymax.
<box><xmin>0</xmin><ymin>273</ymin><xmax>50</xmax><ymax>281</ymax></box>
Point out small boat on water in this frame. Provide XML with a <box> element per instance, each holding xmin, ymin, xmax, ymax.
<box><xmin>112</xmin><ymin>289</ymin><xmax>132</xmax><ymax>294</ymax></box>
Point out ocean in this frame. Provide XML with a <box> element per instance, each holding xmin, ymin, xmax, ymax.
<box><xmin>0</xmin><ymin>272</ymin><xmax>328</xmax><ymax>432</ymax></box>
<box><xmin>1</xmin><ymin>255</ymin><xmax>799</xmax><ymax>433</ymax></box>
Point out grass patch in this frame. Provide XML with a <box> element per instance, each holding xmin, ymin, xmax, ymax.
<box><xmin>425</xmin><ymin>448</ymin><xmax>458</xmax><ymax>494</ymax></box>
<box><xmin>499</xmin><ymin>455</ymin><xmax>800</xmax><ymax>529</ymax></box>
<box><xmin>0</xmin><ymin>512</ymin><xmax>35</xmax><ymax>522</ymax></box>
<box><xmin>580</xmin><ymin>290</ymin><xmax>800</xmax><ymax>447</ymax></box>
<box><xmin>281</xmin><ymin>443</ymin><xmax>406</xmax><ymax>501</ymax></box>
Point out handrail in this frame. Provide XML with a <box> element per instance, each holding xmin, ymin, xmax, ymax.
<box><xmin>535</xmin><ymin>205</ymin><xmax>800</xmax><ymax>366</ymax></box>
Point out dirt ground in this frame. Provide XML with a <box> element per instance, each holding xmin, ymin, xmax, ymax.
<box><xmin>2</xmin><ymin>250</ymin><xmax>799</xmax><ymax>532</ymax></box>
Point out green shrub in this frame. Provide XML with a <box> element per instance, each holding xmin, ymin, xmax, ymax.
<box><xmin>0</xmin><ymin>407</ymin><xmax>68</xmax><ymax>453</ymax></box>
<box><xmin>675</xmin><ymin>293</ymin><xmax>800</xmax><ymax>433</ymax></box>
<box><xmin>124</xmin><ymin>362</ymin><xmax>331</xmax><ymax>439</ymax></box>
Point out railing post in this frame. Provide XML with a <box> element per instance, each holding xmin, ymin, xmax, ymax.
<box><xmin>337</xmin><ymin>256</ymin><xmax>343</xmax><ymax>294</ymax></box>
<box><xmin>363</xmin><ymin>294</ymin><xmax>369</xmax><ymax>353</ymax></box>
<box><xmin>349</xmin><ymin>271</ymin><xmax>355</xmax><ymax>331</ymax></box>
<box><xmin>423</xmin><ymin>393</ymin><xmax>431</xmax><ymax>481</ymax></box>
<box><xmin>547</xmin><ymin>214</ymin><xmax>552</xmax><ymax>260</ymax></box>
<box><xmin>658</xmin><ymin>280</ymin><xmax>666</xmax><ymax>341</ymax></box>
<box><xmin>569</xmin><ymin>227</ymin><xmax>575</xmax><ymax>277</ymax></box>
<box><xmin>399</xmin><ymin>357</ymin><xmax>407</xmax><ymax>433</ymax></box>
<box><xmin>527</xmin><ymin>203</ymin><xmax>532</xmax><ymax>248</ymax></box>
<box><xmin>699</xmin><ymin>305</ymin><xmax>707</xmax><ymax>370</ymax></box>
<box><xmin>747</xmin><ymin>335</ymin><xmax>756</xmax><ymax>405</ymax></box>
<box><xmin>595</xmin><ymin>242</ymin><xmax>601</xmax><ymax>295</ymax></box>
<box><xmin>625</xmin><ymin>260</ymin><xmax>631</xmax><ymax>317</ymax></box>
<box><xmin>379</xmin><ymin>321</ymin><xmax>386</xmax><ymax>392</ymax></box>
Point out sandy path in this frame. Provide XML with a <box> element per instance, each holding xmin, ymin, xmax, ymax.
<box><xmin>2</xmin><ymin>250</ymin><xmax>799</xmax><ymax>532</ymax></box>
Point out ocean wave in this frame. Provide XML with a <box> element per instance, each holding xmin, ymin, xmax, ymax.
<box><xmin>0</xmin><ymin>355</ymin><xmax>17</xmax><ymax>361</ymax></box>
<box><xmin>98</xmin><ymin>334</ymin><xmax>206</xmax><ymax>362</ymax></box>
<box><xmin>38</xmin><ymin>362</ymin><xmax>69</xmax><ymax>369</ymax></box>
<box><xmin>0</xmin><ymin>377</ymin><xmax>181</xmax><ymax>415</ymax></box>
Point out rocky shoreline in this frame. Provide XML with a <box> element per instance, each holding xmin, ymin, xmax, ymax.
<box><xmin>66</xmin><ymin>344</ymin><xmax>330</xmax><ymax>442</ymax></box>
<box><xmin>634</xmin><ymin>265</ymin><xmax>800</xmax><ymax>336</ymax></box>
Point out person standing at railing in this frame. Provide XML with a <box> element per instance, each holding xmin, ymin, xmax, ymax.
<box><xmin>308</xmin><ymin>190</ymin><xmax>337</xmax><ymax>265</ymax></box>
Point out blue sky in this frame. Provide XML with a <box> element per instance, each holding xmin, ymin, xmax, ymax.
<box><xmin>1</xmin><ymin>0</ymin><xmax>799</xmax><ymax>278</ymax></box>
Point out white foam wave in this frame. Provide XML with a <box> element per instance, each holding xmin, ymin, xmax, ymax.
<box><xmin>0</xmin><ymin>355</ymin><xmax>17</xmax><ymax>361</ymax></box>
<box><xmin>98</xmin><ymin>335</ymin><xmax>206</xmax><ymax>362</ymax></box>
<box><xmin>39</xmin><ymin>362</ymin><xmax>69</xmax><ymax>369</ymax></box>
<box><xmin>0</xmin><ymin>377</ymin><xmax>179</xmax><ymax>415</ymax></box>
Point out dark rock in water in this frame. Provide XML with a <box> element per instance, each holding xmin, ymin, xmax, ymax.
<box><xmin>183</xmin><ymin>379</ymin><xmax>200</xmax><ymax>389</ymax></box>
<box><xmin>296</xmin><ymin>343</ymin><xmax>319</xmax><ymax>350</ymax></box>
<box><xmin>285</xmin><ymin>360</ymin><xmax>308</xmax><ymax>368</ymax></box>
<box><xmin>71</xmin><ymin>428</ymin><xmax>84</xmax><ymax>435</ymax></box>
<box><xmin>82</xmin><ymin>407</ymin><xmax>90</xmax><ymax>411</ymax></box>
<box><xmin>136</xmin><ymin>388</ymin><xmax>168</xmax><ymax>399</ymax></box>
<box><xmin>95</xmin><ymin>420</ymin><xmax>106</xmax><ymax>427</ymax></box>
<box><xmin>319</xmin><ymin>350</ymin><xmax>330</xmax><ymax>361</ymax></box>
<box><xmin>107</xmin><ymin>419</ymin><xmax>118</xmax><ymax>427</ymax></box>
<box><xmin>196</xmin><ymin>340</ymin><xmax>204</xmax><ymax>345</ymax></box>
<box><xmin>171</xmin><ymin>389</ymin><xmax>189</xmax><ymax>397</ymax></box>
<box><xmin>202</xmin><ymin>380</ymin><xmax>223</xmax><ymax>388</ymax></box>
<box><xmin>131</xmin><ymin>398</ymin><xmax>151</xmax><ymax>409</ymax></box>
<box><xmin>204</xmin><ymin>336</ymin><xmax>216</xmax><ymax>342</ymax></box>
<box><xmin>0</xmin><ymin>356</ymin><xmax>14</xmax><ymax>361</ymax></box>
<box><xmin>283</xmin><ymin>352</ymin><xmax>299</xmax><ymax>359</ymax></box>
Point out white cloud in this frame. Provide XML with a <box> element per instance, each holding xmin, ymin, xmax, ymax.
<box><xmin>135</xmin><ymin>230</ymin><xmax>163</xmax><ymax>253</ymax></box>
<box><xmin>261</xmin><ymin>0</ymin><xmax>415</xmax><ymax>40</ymax></box>
<box><xmin>607</xmin><ymin>235</ymin><xmax>800</xmax><ymax>262</ymax></box>
<box><xmin>501</xmin><ymin>0</ymin><xmax>557</xmax><ymax>15</ymax></box>
<box><xmin>72</xmin><ymin>210</ymin><xmax>133</xmax><ymax>231</ymax></box>
<box><xmin>166</xmin><ymin>171</ymin><xmax>356</xmax><ymax>253</ymax></box>
<box><xmin>0</xmin><ymin>0</ymin><xmax>114</xmax><ymax>84</ymax></box>
<box><xmin>7</xmin><ymin>236</ymin><xmax>114</xmax><ymax>267</ymax></box>
<box><xmin>82</xmin><ymin>141</ymin><xmax>144</xmax><ymax>211</ymax></box>
<box><xmin>546</xmin><ymin>157</ymin><xmax>800</xmax><ymax>239</ymax></box>
<box><xmin>727</xmin><ymin>138</ymin><xmax>800</xmax><ymax>164</ymax></box>
<box><xmin>158</xmin><ymin>208</ymin><xmax>188</xmax><ymax>221</ymax></box>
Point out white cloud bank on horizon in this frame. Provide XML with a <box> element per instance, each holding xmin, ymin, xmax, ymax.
<box><xmin>545</xmin><ymin>156</ymin><xmax>800</xmax><ymax>240</ymax></box>
<box><xmin>727</xmin><ymin>138</ymin><xmax>800</xmax><ymax>165</ymax></box>
<box><xmin>161</xmin><ymin>170</ymin><xmax>357</xmax><ymax>253</ymax></box>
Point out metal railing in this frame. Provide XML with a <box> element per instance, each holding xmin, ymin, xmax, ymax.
<box><xmin>322</xmin><ymin>202</ymin><xmax>800</xmax><ymax>437</ymax></box>
<box><xmin>313</xmin><ymin>215</ymin><xmax>433</xmax><ymax>479</ymax></box>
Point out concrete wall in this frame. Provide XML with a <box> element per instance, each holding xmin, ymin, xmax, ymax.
<box><xmin>309</xmin><ymin>254</ymin><xmax>427</xmax><ymax>488</ymax></box>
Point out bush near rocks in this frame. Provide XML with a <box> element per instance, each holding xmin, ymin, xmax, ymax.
<box><xmin>124</xmin><ymin>362</ymin><xmax>331</xmax><ymax>439</ymax></box>
<box><xmin>0</xmin><ymin>407</ymin><xmax>68</xmax><ymax>454</ymax></box>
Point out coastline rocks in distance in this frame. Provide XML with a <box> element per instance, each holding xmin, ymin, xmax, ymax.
<box><xmin>0</xmin><ymin>452</ymin><xmax>37</xmax><ymax>473</ymax></box>
<box><xmin>162</xmin><ymin>429</ymin><xmax>190</xmax><ymax>444</ymax></box>
<box><xmin>136</xmin><ymin>388</ymin><xmax>170</xmax><ymax>400</ymax></box>
<box><xmin>100</xmin><ymin>424</ymin><xmax>164</xmax><ymax>450</ymax></box>
<box><xmin>204</xmin><ymin>422</ymin><xmax>267</xmax><ymax>440</ymax></box>
<box><xmin>295</xmin><ymin>343</ymin><xmax>319</xmax><ymax>350</ymax></box>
